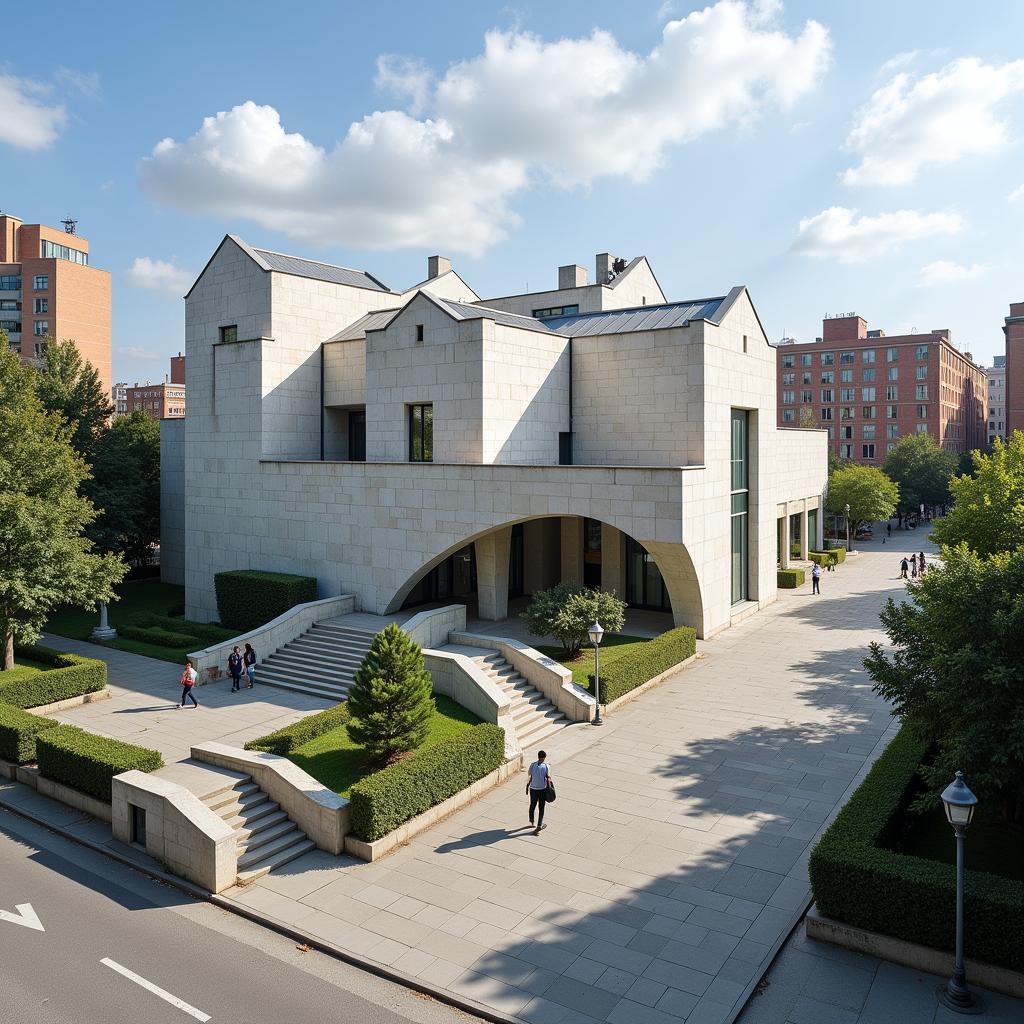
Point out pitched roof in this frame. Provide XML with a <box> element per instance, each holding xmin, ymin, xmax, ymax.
<box><xmin>544</xmin><ymin>298</ymin><xmax>727</xmax><ymax>337</ymax></box>
<box><xmin>325</xmin><ymin>308</ymin><xmax>400</xmax><ymax>342</ymax></box>
<box><xmin>432</xmin><ymin>297</ymin><xmax>558</xmax><ymax>334</ymax></box>
<box><xmin>250</xmin><ymin>245</ymin><xmax>392</xmax><ymax>292</ymax></box>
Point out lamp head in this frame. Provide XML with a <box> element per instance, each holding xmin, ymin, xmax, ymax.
<box><xmin>588</xmin><ymin>621</ymin><xmax>604</xmax><ymax>646</ymax></box>
<box><xmin>941</xmin><ymin>771</ymin><xmax>978</xmax><ymax>828</ymax></box>
<box><xmin>844</xmin><ymin>503</ymin><xmax>850</xmax><ymax>514</ymax></box>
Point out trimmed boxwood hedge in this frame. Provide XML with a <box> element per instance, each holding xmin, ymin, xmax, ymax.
<box><xmin>0</xmin><ymin>646</ymin><xmax>107</xmax><ymax>709</ymax></box>
<box><xmin>350</xmin><ymin>724</ymin><xmax>505</xmax><ymax>842</ymax></box>
<box><xmin>214</xmin><ymin>570</ymin><xmax>317</xmax><ymax>632</ymax></box>
<box><xmin>587</xmin><ymin>627</ymin><xmax>697</xmax><ymax>704</ymax></box>
<box><xmin>142</xmin><ymin>614</ymin><xmax>235</xmax><ymax>643</ymax></box>
<box><xmin>809</xmin><ymin>551</ymin><xmax>839</xmax><ymax>568</ymax></box>
<box><xmin>822</xmin><ymin>544</ymin><xmax>847</xmax><ymax>563</ymax></box>
<box><xmin>809</xmin><ymin>725</ymin><xmax>1024</xmax><ymax>972</ymax></box>
<box><xmin>36</xmin><ymin>725</ymin><xmax>164</xmax><ymax>802</ymax></box>
<box><xmin>777</xmin><ymin>568</ymin><xmax>805</xmax><ymax>589</ymax></box>
<box><xmin>245</xmin><ymin>703</ymin><xmax>351</xmax><ymax>755</ymax></box>
<box><xmin>0</xmin><ymin>704</ymin><xmax>60</xmax><ymax>764</ymax></box>
<box><xmin>118</xmin><ymin>624</ymin><xmax>199</xmax><ymax>648</ymax></box>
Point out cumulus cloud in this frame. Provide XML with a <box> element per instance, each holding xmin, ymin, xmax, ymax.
<box><xmin>1009</xmin><ymin>183</ymin><xmax>1024</xmax><ymax>202</ymax></box>
<box><xmin>918</xmin><ymin>260</ymin><xmax>989</xmax><ymax>286</ymax></box>
<box><xmin>126</xmin><ymin>257</ymin><xmax>193</xmax><ymax>296</ymax></box>
<box><xmin>843</xmin><ymin>57</ymin><xmax>1024</xmax><ymax>187</ymax></box>
<box><xmin>792</xmin><ymin>206</ymin><xmax>964</xmax><ymax>263</ymax></box>
<box><xmin>0</xmin><ymin>73</ymin><xmax>66</xmax><ymax>150</ymax></box>
<box><xmin>140</xmin><ymin>2</ymin><xmax>830</xmax><ymax>253</ymax></box>
<box><xmin>55</xmin><ymin>67</ymin><xmax>101</xmax><ymax>99</ymax></box>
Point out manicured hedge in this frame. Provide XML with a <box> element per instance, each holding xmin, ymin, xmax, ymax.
<box><xmin>0</xmin><ymin>704</ymin><xmax>60</xmax><ymax>764</ymax></box>
<box><xmin>118</xmin><ymin>624</ymin><xmax>199</xmax><ymax>648</ymax></box>
<box><xmin>822</xmin><ymin>544</ymin><xmax>847</xmax><ymax>563</ymax></box>
<box><xmin>214</xmin><ymin>570</ymin><xmax>317</xmax><ymax>632</ymax></box>
<box><xmin>142</xmin><ymin>615</ymin><xmax>235</xmax><ymax>643</ymax></box>
<box><xmin>350</xmin><ymin>724</ymin><xmax>505</xmax><ymax>841</ymax></box>
<box><xmin>0</xmin><ymin>646</ymin><xmax>107</xmax><ymax>709</ymax></box>
<box><xmin>245</xmin><ymin>703</ymin><xmax>351</xmax><ymax>755</ymax></box>
<box><xmin>36</xmin><ymin>725</ymin><xmax>164</xmax><ymax>802</ymax></box>
<box><xmin>587</xmin><ymin>627</ymin><xmax>697</xmax><ymax>704</ymax></box>
<box><xmin>777</xmin><ymin>568</ymin><xmax>805</xmax><ymax>589</ymax></box>
<box><xmin>809</xmin><ymin>551</ymin><xmax>839</xmax><ymax>568</ymax></box>
<box><xmin>809</xmin><ymin>726</ymin><xmax>1024</xmax><ymax>972</ymax></box>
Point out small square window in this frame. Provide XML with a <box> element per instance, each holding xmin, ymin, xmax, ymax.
<box><xmin>33</xmin><ymin>298</ymin><xmax>48</xmax><ymax>314</ymax></box>
<box><xmin>219</xmin><ymin>325</ymin><xmax>238</xmax><ymax>344</ymax></box>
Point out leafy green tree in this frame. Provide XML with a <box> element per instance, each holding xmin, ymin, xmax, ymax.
<box><xmin>883</xmin><ymin>433</ymin><xmax>959</xmax><ymax>515</ymax></box>
<box><xmin>825</xmin><ymin>464</ymin><xmax>899</xmax><ymax>544</ymax></box>
<box><xmin>0</xmin><ymin>346</ymin><xmax>126</xmax><ymax>669</ymax></box>
<box><xmin>798</xmin><ymin>407</ymin><xmax>820</xmax><ymax>429</ymax></box>
<box><xmin>931</xmin><ymin>432</ymin><xmax>1024</xmax><ymax>557</ymax></box>
<box><xmin>34</xmin><ymin>338</ymin><xmax>113</xmax><ymax>461</ymax></box>
<box><xmin>865</xmin><ymin>544</ymin><xmax>1024</xmax><ymax>825</ymax></box>
<box><xmin>523</xmin><ymin>582</ymin><xmax>627</xmax><ymax>657</ymax></box>
<box><xmin>85</xmin><ymin>412</ymin><xmax>161</xmax><ymax>563</ymax></box>
<box><xmin>347</xmin><ymin>623</ymin><xmax>435</xmax><ymax>764</ymax></box>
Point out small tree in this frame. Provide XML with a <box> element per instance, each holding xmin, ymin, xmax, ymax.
<box><xmin>798</xmin><ymin>407</ymin><xmax>820</xmax><ymax>429</ymax></box>
<box><xmin>347</xmin><ymin>623</ymin><xmax>435</xmax><ymax>764</ymax></box>
<box><xmin>930</xmin><ymin>432</ymin><xmax>1024</xmax><ymax>557</ymax></box>
<box><xmin>523</xmin><ymin>583</ymin><xmax>626</xmax><ymax>657</ymax></box>
<box><xmin>864</xmin><ymin>544</ymin><xmax>1024</xmax><ymax>825</ymax></box>
<box><xmin>883</xmin><ymin>433</ymin><xmax>958</xmax><ymax>516</ymax></box>
<box><xmin>825</xmin><ymin>464</ymin><xmax>899</xmax><ymax>545</ymax></box>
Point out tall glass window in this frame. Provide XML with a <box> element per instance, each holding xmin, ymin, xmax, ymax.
<box><xmin>408</xmin><ymin>403</ymin><xmax>433</xmax><ymax>462</ymax></box>
<box><xmin>730</xmin><ymin>410</ymin><xmax>749</xmax><ymax>605</ymax></box>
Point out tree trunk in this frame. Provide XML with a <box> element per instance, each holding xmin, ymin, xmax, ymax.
<box><xmin>2</xmin><ymin>631</ymin><xmax>13</xmax><ymax>671</ymax></box>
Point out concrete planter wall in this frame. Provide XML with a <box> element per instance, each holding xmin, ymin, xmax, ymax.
<box><xmin>401</xmin><ymin>604</ymin><xmax>467</xmax><ymax>649</ymax></box>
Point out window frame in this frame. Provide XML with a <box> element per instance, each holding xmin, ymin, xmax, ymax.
<box><xmin>408</xmin><ymin>402</ymin><xmax>434</xmax><ymax>463</ymax></box>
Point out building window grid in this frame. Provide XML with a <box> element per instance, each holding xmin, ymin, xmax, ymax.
<box><xmin>730</xmin><ymin>410</ymin><xmax>749</xmax><ymax>606</ymax></box>
<box><xmin>33</xmin><ymin>275</ymin><xmax>48</xmax><ymax>290</ymax></box>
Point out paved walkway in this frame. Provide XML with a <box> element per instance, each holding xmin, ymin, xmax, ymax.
<box><xmin>222</xmin><ymin>541</ymin><xmax>916</xmax><ymax>1024</ymax></box>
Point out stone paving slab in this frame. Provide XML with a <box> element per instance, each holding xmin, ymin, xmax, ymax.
<box><xmin>223</xmin><ymin>539</ymin><xmax>917</xmax><ymax>1023</ymax></box>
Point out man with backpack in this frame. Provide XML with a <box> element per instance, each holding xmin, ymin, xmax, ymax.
<box><xmin>527</xmin><ymin>750</ymin><xmax>552</xmax><ymax>835</ymax></box>
<box><xmin>900</xmin><ymin>557</ymin><xmax>909</xmax><ymax>580</ymax></box>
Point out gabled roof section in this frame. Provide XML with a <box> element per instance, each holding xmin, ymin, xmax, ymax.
<box><xmin>325</xmin><ymin>308</ymin><xmax>400</xmax><ymax>343</ymax></box>
<box><xmin>250</xmin><ymin>244</ymin><xmax>392</xmax><ymax>292</ymax></box>
<box><xmin>400</xmin><ymin>268</ymin><xmax>480</xmax><ymax>303</ymax></box>
<box><xmin>544</xmin><ymin>297</ymin><xmax>727</xmax><ymax>337</ymax></box>
<box><xmin>432</xmin><ymin>297</ymin><xmax>558</xmax><ymax>334</ymax></box>
<box><xmin>606</xmin><ymin>256</ymin><xmax>667</xmax><ymax>303</ymax></box>
<box><xmin>714</xmin><ymin>286</ymin><xmax>770</xmax><ymax>344</ymax></box>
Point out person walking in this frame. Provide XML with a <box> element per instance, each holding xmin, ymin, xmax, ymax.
<box><xmin>527</xmin><ymin>750</ymin><xmax>551</xmax><ymax>834</ymax></box>
<box><xmin>811</xmin><ymin>561</ymin><xmax>821</xmax><ymax>595</ymax></box>
<box><xmin>900</xmin><ymin>557</ymin><xmax>909</xmax><ymax>580</ymax></box>
<box><xmin>910</xmin><ymin>552</ymin><xmax>918</xmax><ymax>578</ymax></box>
<box><xmin>179</xmin><ymin>661</ymin><xmax>198</xmax><ymax>708</ymax></box>
<box><xmin>243</xmin><ymin>643</ymin><xmax>257</xmax><ymax>688</ymax></box>
<box><xmin>887</xmin><ymin>522</ymin><xmax>891</xmax><ymax>538</ymax></box>
<box><xmin>918</xmin><ymin>551</ymin><xmax>926</xmax><ymax>575</ymax></box>
<box><xmin>228</xmin><ymin>646</ymin><xmax>244</xmax><ymax>692</ymax></box>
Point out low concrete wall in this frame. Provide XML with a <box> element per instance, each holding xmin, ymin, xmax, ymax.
<box><xmin>28</xmin><ymin>688</ymin><xmax>111</xmax><ymax>716</ymax></box>
<box><xmin>344</xmin><ymin>755</ymin><xmax>523</xmax><ymax>862</ymax></box>
<box><xmin>402</xmin><ymin>605</ymin><xmax>467</xmax><ymax>649</ymax></box>
<box><xmin>10</xmin><ymin>764</ymin><xmax>113</xmax><ymax>822</ymax></box>
<box><xmin>188</xmin><ymin>594</ymin><xmax>356</xmax><ymax>681</ymax></box>
<box><xmin>112</xmin><ymin>771</ymin><xmax>237</xmax><ymax>893</ymax></box>
<box><xmin>191</xmin><ymin>741</ymin><xmax>350</xmax><ymax>855</ymax></box>
<box><xmin>423</xmin><ymin>649</ymin><xmax>519</xmax><ymax>759</ymax></box>
<box><xmin>450</xmin><ymin>631</ymin><xmax>596</xmax><ymax>723</ymax></box>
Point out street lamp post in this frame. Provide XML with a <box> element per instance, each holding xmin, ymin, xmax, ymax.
<box><xmin>589</xmin><ymin>621</ymin><xmax>604</xmax><ymax>726</ymax></box>
<box><xmin>938</xmin><ymin>771</ymin><xmax>982</xmax><ymax>1014</ymax></box>
<box><xmin>844</xmin><ymin>503</ymin><xmax>851</xmax><ymax>553</ymax></box>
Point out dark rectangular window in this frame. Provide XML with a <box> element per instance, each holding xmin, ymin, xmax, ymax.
<box><xmin>625</xmin><ymin>536</ymin><xmax>670</xmax><ymax>611</ymax></box>
<box><xmin>219</xmin><ymin>324</ymin><xmax>238</xmax><ymax>344</ymax></box>
<box><xmin>531</xmin><ymin>304</ymin><xmax>579</xmax><ymax>319</ymax></box>
<box><xmin>730</xmin><ymin>409</ymin><xmax>749</xmax><ymax>605</ymax></box>
<box><xmin>408</xmin><ymin>403</ymin><xmax>433</xmax><ymax>462</ymax></box>
<box><xmin>32</xmin><ymin>275</ymin><xmax>48</xmax><ymax>290</ymax></box>
<box><xmin>348</xmin><ymin>410</ymin><xmax>366</xmax><ymax>461</ymax></box>
<box><xmin>558</xmin><ymin>431</ymin><xmax>573</xmax><ymax>465</ymax></box>
<box><xmin>416</xmin><ymin>324</ymin><xmax>424</xmax><ymax>342</ymax></box>
<box><xmin>0</xmin><ymin>275</ymin><xmax>22</xmax><ymax>290</ymax></box>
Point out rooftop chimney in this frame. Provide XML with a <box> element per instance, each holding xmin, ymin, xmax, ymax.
<box><xmin>596</xmin><ymin>253</ymin><xmax>616</xmax><ymax>283</ymax></box>
<box><xmin>558</xmin><ymin>264</ymin><xmax>587</xmax><ymax>289</ymax></box>
<box><xmin>427</xmin><ymin>255</ymin><xmax>451</xmax><ymax>279</ymax></box>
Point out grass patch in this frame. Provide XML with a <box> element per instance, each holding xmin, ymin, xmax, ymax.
<box><xmin>536</xmin><ymin>634</ymin><xmax>649</xmax><ymax>691</ymax></box>
<box><xmin>288</xmin><ymin>694</ymin><xmax>481</xmax><ymax>799</ymax></box>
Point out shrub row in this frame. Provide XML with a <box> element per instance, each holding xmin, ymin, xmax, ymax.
<box><xmin>142</xmin><ymin>614</ymin><xmax>235</xmax><ymax>643</ymax></box>
<box><xmin>245</xmin><ymin>703</ymin><xmax>352</xmax><ymax>755</ymax></box>
<box><xmin>0</xmin><ymin>704</ymin><xmax>59</xmax><ymax>764</ymax></box>
<box><xmin>36</xmin><ymin>725</ymin><xmax>164</xmax><ymax>802</ymax></box>
<box><xmin>214</xmin><ymin>570</ymin><xmax>317</xmax><ymax>632</ymax></box>
<box><xmin>809</xmin><ymin>551</ymin><xmax>839</xmax><ymax>568</ymax></box>
<box><xmin>822</xmin><ymin>544</ymin><xmax>847</xmax><ymax>563</ymax></box>
<box><xmin>118</xmin><ymin>624</ymin><xmax>199</xmax><ymax>648</ymax></box>
<box><xmin>777</xmin><ymin>568</ymin><xmax>805</xmax><ymax>589</ymax></box>
<box><xmin>809</xmin><ymin>725</ymin><xmax>1024</xmax><ymax>973</ymax></box>
<box><xmin>0</xmin><ymin>646</ymin><xmax>107</xmax><ymax>709</ymax></box>
<box><xmin>588</xmin><ymin>627</ymin><xmax>697</xmax><ymax>704</ymax></box>
<box><xmin>350</xmin><ymin>724</ymin><xmax>505</xmax><ymax>842</ymax></box>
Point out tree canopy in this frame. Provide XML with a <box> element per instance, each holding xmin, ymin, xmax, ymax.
<box><xmin>0</xmin><ymin>347</ymin><xmax>126</xmax><ymax>669</ymax></box>
<box><xmin>865</xmin><ymin>544</ymin><xmax>1024</xmax><ymax>825</ymax></box>
<box><xmin>825</xmin><ymin>464</ymin><xmax>899</xmax><ymax>537</ymax></box>
<box><xmin>882</xmin><ymin>433</ymin><xmax>959</xmax><ymax>513</ymax></box>
<box><xmin>930</xmin><ymin>432</ymin><xmax>1024</xmax><ymax>557</ymax></box>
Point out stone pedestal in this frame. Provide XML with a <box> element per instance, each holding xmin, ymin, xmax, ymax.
<box><xmin>90</xmin><ymin>601</ymin><xmax>118</xmax><ymax>641</ymax></box>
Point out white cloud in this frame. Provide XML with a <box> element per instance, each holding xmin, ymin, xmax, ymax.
<box><xmin>126</xmin><ymin>257</ymin><xmax>193</xmax><ymax>295</ymax></box>
<box><xmin>918</xmin><ymin>260</ymin><xmax>989</xmax><ymax>286</ymax></box>
<box><xmin>115</xmin><ymin>346</ymin><xmax>161</xmax><ymax>361</ymax></box>
<box><xmin>843</xmin><ymin>57</ymin><xmax>1024</xmax><ymax>187</ymax></box>
<box><xmin>55</xmin><ymin>67</ymin><xmax>101</xmax><ymax>99</ymax></box>
<box><xmin>0</xmin><ymin>73</ymin><xmax>66</xmax><ymax>150</ymax></box>
<box><xmin>1009</xmin><ymin>183</ymin><xmax>1024</xmax><ymax>202</ymax></box>
<box><xmin>140</xmin><ymin>2</ymin><xmax>830</xmax><ymax>253</ymax></box>
<box><xmin>792</xmin><ymin>206</ymin><xmax>964</xmax><ymax>263</ymax></box>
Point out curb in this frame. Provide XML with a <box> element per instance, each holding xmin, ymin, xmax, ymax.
<box><xmin>0</xmin><ymin>789</ymin><xmax>517</xmax><ymax>1024</ymax></box>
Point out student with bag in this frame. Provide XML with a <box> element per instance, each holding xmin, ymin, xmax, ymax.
<box><xmin>243</xmin><ymin>643</ymin><xmax>257</xmax><ymax>688</ymax></box>
<box><xmin>228</xmin><ymin>646</ymin><xmax>244</xmax><ymax>692</ymax></box>
<box><xmin>179</xmin><ymin>661</ymin><xmax>199</xmax><ymax>708</ymax></box>
<box><xmin>527</xmin><ymin>750</ymin><xmax>552</xmax><ymax>834</ymax></box>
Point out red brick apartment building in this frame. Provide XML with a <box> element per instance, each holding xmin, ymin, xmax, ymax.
<box><xmin>1005</xmin><ymin>302</ymin><xmax>1024</xmax><ymax>437</ymax></box>
<box><xmin>0</xmin><ymin>213</ymin><xmax>111</xmax><ymax>394</ymax></box>
<box><xmin>776</xmin><ymin>314</ymin><xmax>986</xmax><ymax>464</ymax></box>
<box><xmin>118</xmin><ymin>354</ymin><xmax>186</xmax><ymax>420</ymax></box>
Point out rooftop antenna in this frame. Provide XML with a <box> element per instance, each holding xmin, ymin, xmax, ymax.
<box><xmin>61</xmin><ymin>217</ymin><xmax>77</xmax><ymax>235</ymax></box>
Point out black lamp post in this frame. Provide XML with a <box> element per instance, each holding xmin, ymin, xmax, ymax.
<box><xmin>938</xmin><ymin>771</ymin><xmax>982</xmax><ymax>1014</ymax></box>
<box><xmin>589</xmin><ymin>621</ymin><xmax>604</xmax><ymax>726</ymax></box>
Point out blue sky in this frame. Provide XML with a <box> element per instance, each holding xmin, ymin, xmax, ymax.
<box><xmin>2</xmin><ymin>0</ymin><xmax>1023</xmax><ymax>384</ymax></box>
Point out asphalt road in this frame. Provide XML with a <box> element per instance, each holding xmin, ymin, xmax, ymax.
<box><xmin>0</xmin><ymin>813</ymin><xmax>478</xmax><ymax>1024</ymax></box>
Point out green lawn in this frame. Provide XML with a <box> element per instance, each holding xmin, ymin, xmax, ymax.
<box><xmin>537</xmin><ymin>633</ymin><xmax>650</xmax><ymax>691</ymax></box>
<box><xmin>44</xmin><ymin>580</ymin><xmax>234</xmax><ymax>663</ymax></box>
<box><xmin>288</xmin><ymin>694</ymin><xmax>482</xmax><ymax>798</ymax></box>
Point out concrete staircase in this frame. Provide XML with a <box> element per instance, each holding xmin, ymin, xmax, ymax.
<box><xmin>255</xmin><ymin>621</ymin><xmax>377</xmax><ymax>702</ymax></box>
<box><xmin>201</xmin><ymin>775</ymin><xmax>314</xmax><ymax>884</ymax></box>
<box><xmin>471</xmin><ymin>650</ymin><xmax>568</xmax><ymax>748</ymax></box>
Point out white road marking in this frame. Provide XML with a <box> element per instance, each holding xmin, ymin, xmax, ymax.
<box><xmin>0</xmin><ymin>903</ymin><xmax>44</xmax><ymax>931</ymax></box>
<box><xmin>100</xmin><ymin>957</ymin><xmax>211</xmax><ymax>1022</ymax></box>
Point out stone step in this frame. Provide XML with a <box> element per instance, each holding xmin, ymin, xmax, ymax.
<box><xmin>223</xmin><ymin>803</ymin><xmax>285</xmax><ymax>833</ymax></box>
<box><xmin>509</xmin><ymin>691</ymin><xmax>550</xmax><ymax>714</ymax></box>
<box><xmin>210</xmin><ymin>790</ymin><xmax>274</xmax><ymax>821</ymax></box>
<box><xmin>518</xmin><ymin>715</ymin><xmax>568</xmax><ymax>748</ymax></box>
<box><xmin>237</xmin><ymin>817</ymin><xmax>297</xmax><ymax>851</ymax></box>
<box><xmin>264</xmin><ymin>651</ymin><xmax>359</xmax><ymax>679</ymax></box>
<box><xmin>310</xmin><ymin>625</ymin><xmax>378</xmax><ymax>644</ymax></box>
<box><xmin>237</xmin><ymin>827</ymin><xmax>309</xmax><ymax>869</ymax></box>
<box><xmin>281</xmin><ymin>636</ymin><xmax>369</xmax><ymax>662</ymax></box>
<box><xmin>257</xmin><ymin>661</ymin><xmax>354</xmax><ymax>690</ymax></box>
<box><xmin>512</xmin><ymin>702</ymin><xmax>560</xmax><ymax>726</ymax></box>
<box><xmin>254</xmin><ymin>673</ymin><xmax>350</xmax><ymax>703</ymax></box>
<box><xmin>236</xmin><ymin>837</ymin><xmax>316</xmax><ymax>884</ymax></box>
<box><xmin>203</xmin><ymin>780</ymin><xmax>260</xmax><ymax>812</ymax></box>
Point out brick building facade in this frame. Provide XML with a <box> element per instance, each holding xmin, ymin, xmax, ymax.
<box><xmin>776</xmin><ymin>314</ymin><xmax>986</xmax><ymax>464</ymax></box>
<box><xmin>1004</xmin><ymin>302</ymin><xmax>1024</xmax><ymax>438</ymax></box>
